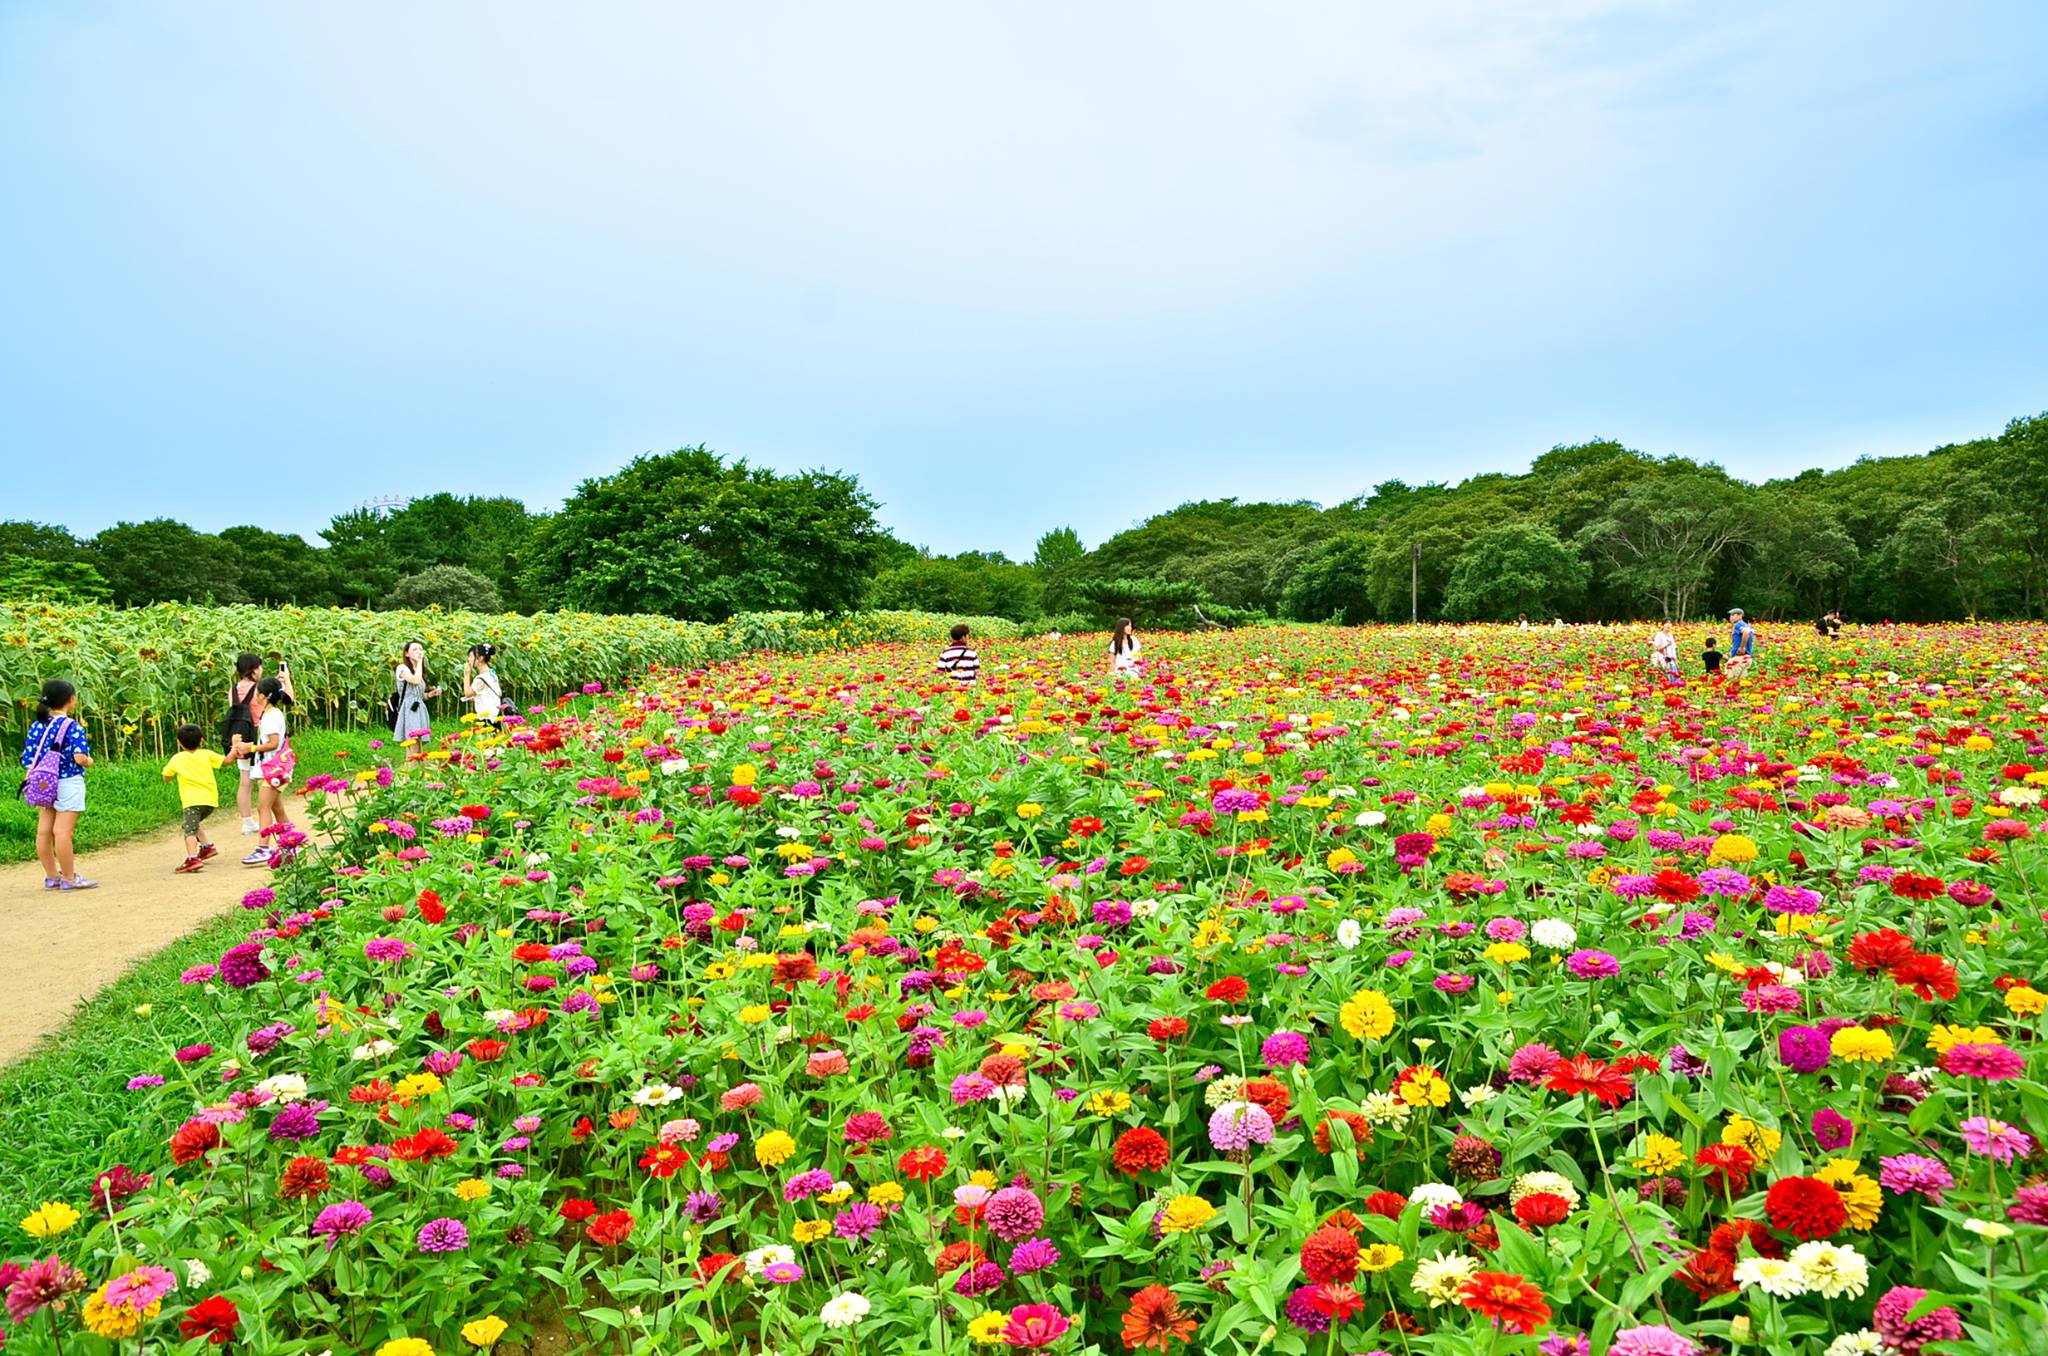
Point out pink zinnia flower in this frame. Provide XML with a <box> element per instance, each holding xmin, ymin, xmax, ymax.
<box><xmin>1940</xmin><ymin>1043</ymin><xmax>2025</xmax><ymax>1081</ymax></box>
<box><xmin>1961</xmin><ymin>1116</ymin><xmax>2035</xmax><ymax>1163</ymax></box>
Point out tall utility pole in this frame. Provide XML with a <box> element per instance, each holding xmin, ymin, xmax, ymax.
<box><xmin>1410</xmin><ymin>542</ymin><xmax>1420</xmax><ymax>624</ymax></box>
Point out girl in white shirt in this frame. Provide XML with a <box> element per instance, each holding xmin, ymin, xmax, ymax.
<box><xmin>463</xmin><ymin>643</ymin><xmax>505</xmax><ymax>724</ymax></box>
<box><xmin>242</xmin><ymin>677</ymin><xmax>294</xmax><ymax>863</ymax></box>
<box><xmin>1110</xmin><ymin>618</ymin><xmax>1142</xmax><ymax>678</ymax></box>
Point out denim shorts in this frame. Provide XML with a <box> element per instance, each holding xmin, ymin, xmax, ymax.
<box><xmin>55</xmin><ymin>775</ymin><xmax>85</xmax><ymax>813</ymax></box>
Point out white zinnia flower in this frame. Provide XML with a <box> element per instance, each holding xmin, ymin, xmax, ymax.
<box><xmin>743</xmin><ymin>1245</ymin><xmax>795</xmax><ymax>1276</ymax></box>
<box><xmin>1734</xmin><ymin>1256</ymin><xmax>1808</xmax><ymax>1298</ymax></box>
<box><xmin>631</xmin><ymin>1082</ymin><xmax>682</xmax><ymax>1106</ymax></box>
<box><xmin>1459</xmin><ymin>1084</ymin><xmax>1498</xmax><ymax>1108</ymax></box>
<box><xmin>1408</xmin><ymin>1182</ymin><xmax>1463</xmax><ymax>1210</ymax></box>
<box><xmin>1529</xmin><ymin>918</ymin><xmax>1577</xmax><ymax>950</ymax></box>
<box><xmin>1355</xmin><ymin>810</ymin><xmax>1387</xmax><ymax>827</ymax></box>
<box><xmin>1823</xmin><ymin>1332</ymin><xmax>1885</xmax><ymax>1356</ymax></box>
<box><xmin>1509</xmin><ymin>1171</ymin><xmax>1580</xmax><ymax>1210</ymax></box>
<box><xmin>183</xmin><ymin>1259</ymin><xmax>213</xmax><ymax>1286</ymax></box>
<box><xmin>1409</xmin><ymin>1252</ymin><xmax>1480</xmax><ymax>1307</ymax></box>
<box><xmin>1790</xmin><ymin>1241</ymin><xmax>1870</xmax><ymax>1299</ymax></box>
<box><xmin>1336</xmin><ymin>919</ymin><xmax>1363</xmax><ymax>949</ymax></box>
<box><xmin>256</xmin><ymin>1073</ymin><xmax>308</xmax><ymax>1103</ymax></box>
<box><xmin>819</xmin><ymin>1292</ymin><xmax>871</xmax><ymax>1328</ymax></box>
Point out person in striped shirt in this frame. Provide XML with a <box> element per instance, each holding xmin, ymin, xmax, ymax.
<box><xmin>934</xmin><ymin>623</ymin><xmax>981</xmax><ymax>684</ymax></box>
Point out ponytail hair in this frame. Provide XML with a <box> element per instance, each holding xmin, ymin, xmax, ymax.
<box><xmin>234</xmin><ymin>652</ymin><xmax>262</xmax><ymax>681</ymax></box>
<box><xmin>257</xmin><ymin>676</ymin><xmax>294</xmax><ymax>709</ymax></box>
<box><xmin>37</xmin><ymin>678</ymin><xmax>77</xmax><ymax>721</ymax></box>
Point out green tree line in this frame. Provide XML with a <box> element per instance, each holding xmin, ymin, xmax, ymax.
<box><xmin>5</xmin><ymin>416</ymin><xmax>2044</xmax><ymax>624</ymax></box>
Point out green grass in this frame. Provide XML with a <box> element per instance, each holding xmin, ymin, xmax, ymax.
<box><xmin>0</xmin><ymin>911</ymin><xmax>254</xmax><ymax>1218</ymax></box>
<box><xmin>1</xmin><ymin>726</ymin><xmax>386</xmax><ymax>864</ymax></box>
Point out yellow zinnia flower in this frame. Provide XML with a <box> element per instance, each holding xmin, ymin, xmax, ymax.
<box><xmin>1635</xmin><ymin>1134</ymin><xmax>1684</xmax><ymax>1175</ymax></box>
<box><xmin>1339</xmin><ymin>988</ymin><xmax>1396</xmax><ymax>1041</ymax></box>
<box><xmin>1158</xmin><ymin>1194</ymin><xmax>1216</xmax><ymax>1233</ymax></box>
<box><xmin>967</xmin><ymin>1311</ymin><xmax>1010</xmax><ymax>1344</ymax></box>
<box><xmin>19</xmin><ymin>1201</ymin><xmax>80</xmax><ymax>1238</ymax></box>
<box><xmin>755</xmin><ymin>1130</ymin><xmax>797</xmax><ymax>1167</ymax></box>
<box><xmin>462</xmin><ymin>1317</ymin><xmax>509</xmax><ymax>1348</ymax></box>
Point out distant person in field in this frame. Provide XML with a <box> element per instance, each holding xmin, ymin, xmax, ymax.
<box><xmin>165</xmin><ymin>721</ymin><xmax>245</xmax><ymax>874</ymax></box>
<box><xmin>934</xmin><ymin>624</ymin><xmax>980</xmax><ymax>684</ymax></box>
<box><xmin>391</xmin><ymin>640</ymin><xmax>441</xmax><ymax>739</ymax></box>
<box><xmin>1701</xmin><ymin>635</ymin><xmax>1723</xmax><ymax>675</ymax></box>
<box><xmin>1649</xmin><ymin>625</ymin><xmax>1680</xmax><ymax>683</ymax></box>
<box><xmin>21</xmin><ymin>678</ymin><xmax>95</xmax><ymax>890</ymax></box>
<box><xmin>1110</xmin><ymin>617</ymin><xmax>1142</xmax><ymax>678</ymax></box>
<box><xmin>223</xmin><ymin>652</ymin><xmax>265</xmax><ymax>835</ymax></box>
<box><xmin>1726</xmin><ymin>608</ymin><xmax>1757</xmax><ymax>687</ymax></box>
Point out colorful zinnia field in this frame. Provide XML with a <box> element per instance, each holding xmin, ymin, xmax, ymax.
<box><xmin>7</xmin><ymin>624</ymin><xmax>2048</xmax><ymax>1356</ymax></box>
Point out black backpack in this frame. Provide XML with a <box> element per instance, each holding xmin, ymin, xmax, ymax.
<box><xmin>222</xmin><ymin>680</ymin><xmax>258</xmax><ymax>754</ymax></box>
<box><xmin>384</xmin><ymin>681</ymin><xmax>405</xmax><ymax>727</ymax></box>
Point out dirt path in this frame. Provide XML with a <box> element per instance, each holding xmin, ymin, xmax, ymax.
<box><xmin>0</xmin><ymin>824</ymin><xmax>274</xmax><ymax>1066</ymax></box>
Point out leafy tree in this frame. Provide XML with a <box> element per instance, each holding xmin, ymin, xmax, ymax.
<box><xmin>1879</xmin><ymin>474</ymin><xmax>2027</xmax><ymax>619</ymax></box>
<box><xmin>523</xmin><ymin>446</ymin><xmax>887</xmax><ymax>618</ymax></box>
<box><xmin>319</xmin><ymin>509</ymin><xmax>400</xmax><ymax>608</ymax></box>
<box><xmin>1732</xmin><ymin>496</ymin><xmax>1859</xmax><ymax>620</ymax></box>
<box><xmin>1073</xmin><ymin>576</ymin><xmax>1207</xmax><ymax>625</ymax></box>
<box><xmin>382</xmin><ymin>495</ymin><xmax>541</xmax><ymax>610</ymax></box>
<box><xmin>1440</xmin><ymin>523</ymin><xmax>1589</xmax><ymax>621</ymax></box>
<box><xmin>90</xmin><ymin>520</ymin><xmax>246</xmax><ymax>606</ymax></box>
<box><xmin>1279</xmin><ymin>532</ymin><xmax>1379</xmax><ymax>623</ymax></box>
<box><xmin>218</xmin><ymin>526</ymin><xmax>337</xmax><ymax>605</ymax></box>
<box><xmin>870</xmin><ymin>552</ymin><xmax>1041</xmax><ymax>620</ymax></box>
<box><xmin>1031</xmin><ymin>527</ymin><xmax>1086</xmax><ymax>613</ymax></box>
<box><xmin>382</xmin><ymin>564</ymin><xmax>505</xmax><ymax>613</ymax></box>
<box><xmin>0</xmin><ymin>521</ymin><xmax>89</xmax><ymax>561</ymax></box>
<box><xmin>0</xmin><ymin>555</ymin><xmax>111</xmax><ymax>602</ymax></box>
<box><xmin>1575</xmin><ymin>474</ymin><xmax>1753</xmax><ymax>620</ymax></box>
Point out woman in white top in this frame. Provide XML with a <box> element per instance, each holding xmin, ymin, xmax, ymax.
<box><xmin>463</xmin><ymin>643</ymin><xmax>505</xmax><ymax>724</ymax></box>
<box><xmin>1649</xmin><ymin>626</ymin><xmax>1680</xmax><ymax>682</ymax></box>
<box><xmin>1110</xmin><ymin>617</ymin><xmax>1142</xmax><ymax>678</ymax></box>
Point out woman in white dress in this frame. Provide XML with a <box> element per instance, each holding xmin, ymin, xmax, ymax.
<box><xmin>1649</xmin><ymin>626</ymin><xmax>1680</xmax><ymax>683</ymax></box>
<box><xmin>1110</xmin><ymin>617</ymin><xmax>1142</xmax><ymax>679</ymax></box>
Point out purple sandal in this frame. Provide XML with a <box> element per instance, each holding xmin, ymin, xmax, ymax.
<box><xmin>58</xmin><ymin>876</ymin><xmax>99</xmax><ymax>890</ymax></box>
<box><xmin>44</xmin><ymin>877</ymin><xmax>62</xmax><ymax>890</ymax></box>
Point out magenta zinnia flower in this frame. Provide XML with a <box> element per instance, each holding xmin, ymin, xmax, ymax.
<box><xmin>1009</xmin><ymin>1237</ymin><xmax>1060</xmax><ymax>1274</ymax></box>
<box><xmin>310</xmin><ymin>1199</ymin><xmax>373</xmax><ymax>1248</ymax></box>
<box><xmin>1001</xmin><ymin>1303</ymin><xmax>1073</xmax><ymax>1349</ymax></box>
<box><xmin>417</xmin><ymin>1217</ymin><xmax>470</xmax><ymax>1253</ymax></box>
<box><xmin>6</xmin><ymin>1256</ymin><xmax>86</xmax><ymax>1324</ymax></box>
<box><xmin>1872</xmin><ymin>1285</ymin><xmax>1963</xmax><ymax>1353</ymax></box>
<box><xmin>1940</xmin><ymin>1042</ymin><xmax>2025</xmax><ymax>1081</ymax></box>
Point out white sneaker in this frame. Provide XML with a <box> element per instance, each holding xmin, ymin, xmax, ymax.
<box><xmin>241</xmin><ymin>849</ymin><xmax>271</xmax><ymax>867</ymax></box>
<box><xmin>241</xmin><ymin>817</ymin><xmax>259</xmax><ymax>835</ymax></box>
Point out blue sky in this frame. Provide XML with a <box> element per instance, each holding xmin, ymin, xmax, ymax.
<box><xmin>3</xmin><ymin>2</ymin><xmax>2043</xmax><ymax>559</ymax></box>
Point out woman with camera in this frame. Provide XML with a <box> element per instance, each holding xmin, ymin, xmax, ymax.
<box><xmin>462</xmin><ymin>643</ymin><xmax>508</xmax><ymax>725</ymax></box>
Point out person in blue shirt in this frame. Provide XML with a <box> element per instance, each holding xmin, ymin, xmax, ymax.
<box><xmin>20</xmin><ymin>678</ymin><xmax>97</xmax><ymax>889</ymax></box>
<box><xmin>1726</xmin><ymin>608</ymin><xmax>1757</xmax><ymax>689</ymax></box>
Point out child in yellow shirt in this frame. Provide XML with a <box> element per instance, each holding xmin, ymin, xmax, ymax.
<box><xmin>163</xmin><ymin>722</ymin><xmax>248</xmax><ymax>873</ymax></box>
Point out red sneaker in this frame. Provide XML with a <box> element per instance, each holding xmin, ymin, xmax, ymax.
<box><xmin>175</xmin><ymin>856</ymin><xmax>205</xmax><ymax>874</ymax></box>
<box><xmin>197</xmin><ymin>843</ymin><xmax>220</xmax><ymax>861</ymax></box>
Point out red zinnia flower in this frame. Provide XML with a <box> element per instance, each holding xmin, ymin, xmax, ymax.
<box><xmin>1707</xmin><ymin>1218</ymin><xmax>1783</xmax><ymax>1259</ymax></box>
<box><xmin>1362</xmin><ymin>1190</ymin><xmax>1409</xmax><ymax>1220</ymax></box>
<box><xmin>1121</xmin><ymin>1284</ymin><xmax>1197</xmax><ymax>1350</ymax></box>
<box><xmin>1205</xmin><ymin>976</ymin><xmax>1250</xmax><ymax>1005</ymax></box>
<box><xmin>1459</xmin><ymin>1271</ymin><xmax>1552</xmax><ymax>1333</ymax></box>
<box><xmin>1111</xmin><ymin>1127</ymin><xmax>1170</xmax><ymax>1177</ymax></box>
<box><xmin>1147</xmin><ymin>1017</ymin><xmax>1189</xmax><ymax>1042</ymax></box>
<box><xmin>1312</xmin><ymin>1109</ymin><xmax>1373</xmax><ymax>1158</ymax></box>
<box><xmin>557</xmin><ymin>1197</ymin><xmax>598</xmax><ymax>1221</ymax></box>
<box><xmin>1889</xmin><ymin>871</ymin><xmax>1945</xmax><ymax>900</ymax></box>
<box><xmin>639</xmin><ymin>1144</ymin><xmax>691</xmax><ymax>1178</ymax></box>
<box><xmin>391</xmin><ymin>1128</ymin><xmax>458</xmax><ymax>1161</ymax></box>
<box><xmin>898</xmin><ymin>1146</ymin><xmax>949</xmax><ymax>1182</ymax></box>
<box><xmin>1847</xmin><ymin>929</ymin><xmax>1916</xmax><ymax>973</ymax></box>
<box><xmin>170</xmin><ymin>1119</ymin><xmax>221</xmax><ymax>1166</ymax></box>
<box><xmin>1765</xmin><ymin>1176</ymin><xmax>1847</xmax><ymax>1240</ymax></box>
<box><xmin>1889</xmin><ymin>952</ymin><xmax>1959</xmax><ymax>1002</ymax></box>
<box><xmin>1309</xmin><ymin>1283</ymin><xmax>1364</xmax><ymax>1322</ymax></box>
<box><xmin>179</xmin><ymin>1295</ymin><xmax>241</xmax><ymax>1345</ymax></box>
<box><xmin>278</xmin><ymin>1156</ymin><xmax>330</xmax><ymax>1201</ymax></box>
<box><xmin>1544</xmin><ymin>1054</ymin><xmax>1633</xmax><ymax>1107</ymax></box>
<box><xmin>1695</xmin><ymin>1143</ymin><xmax>1756</xmax><ymax>1193</ymax></box>
<box><xmin>1513</xmin><ymin>1192</ymin><xmax>1571</xmax><ymax>1228</ymax></box>
<box><xmin>585</xmin><ymin>1209</ymin><xmax>635</xmax><ymax>1246</ymax></box>
<box><xmin>1300</xmin><ymin>1225</ymin><xmax>1360</xmax><ymax>1283</ymax></box>
<box><xmin>1677</xmin><ymin>1248</ymin><xmax>1736</xmax><ymax>1300</ymax></box>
